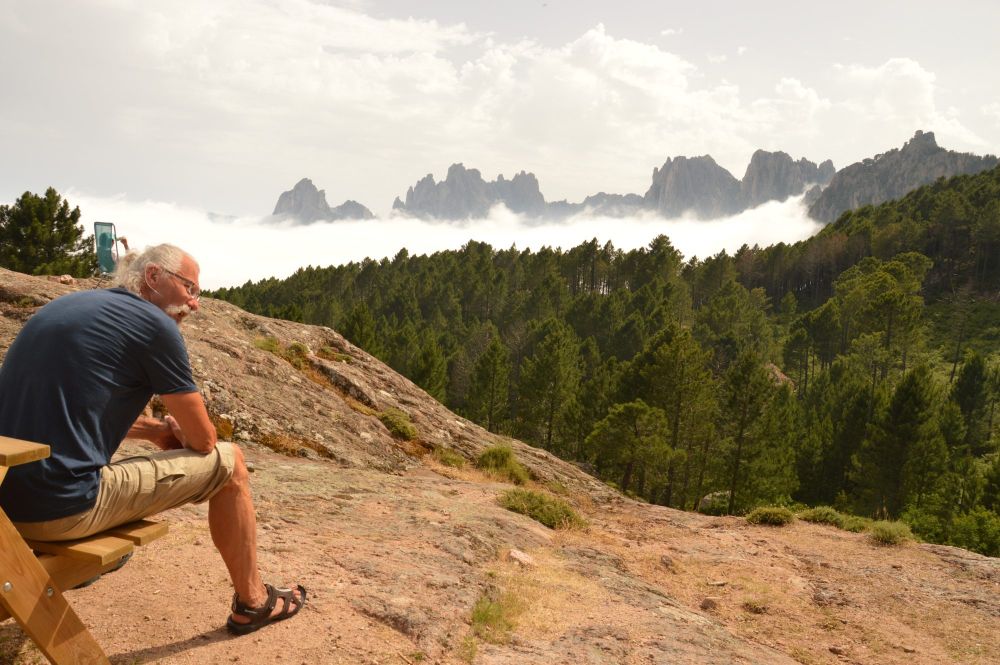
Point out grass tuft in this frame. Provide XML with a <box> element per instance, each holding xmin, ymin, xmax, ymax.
<box><xmin>433</xmin><ymin>446</ymin><xmax>466</xmax><ymax>468</ymax></box>
<box><xmin>378</xmin><ymin>407</ymin><xmax>418</xmax><ymax>440</ymax></box>
<box><xmin>476</xmin><ymin>445</ymin><xmax>530</xmax><ymax>485</ymax></box>
<box><xmin>253</xmin><ymin>336</ymin><xmax>281</xmax><ymax>354</ymax></box>
<box><xmin>470</xmin><ymin>589</ymin><xmax>521</xmax><ymax>644</ymax></box>
<box><xmin>498</xmin><ymin>488</ymin><xmax>586</xmax><ymax>529</ymax></box>
<box><xmin>745</xmin><ymin>506</ymin><xmax>795</xmax><ymax>526</ymax></box>
<box><xmin>868</xmin><ymin>520</ymin><xmax>913</xmax><ymax>546</ymax></box>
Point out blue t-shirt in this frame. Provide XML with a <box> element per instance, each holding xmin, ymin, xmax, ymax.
<box><xmin>0</xmin><ymin>288</ymin><xmax>197</xmax><ymax>522</ymax></box>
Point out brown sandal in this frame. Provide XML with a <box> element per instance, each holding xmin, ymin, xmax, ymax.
<box><xmin>226</xmin><ymin>583</ymin><xmax>306</xmax><ymax>635</ymax></box>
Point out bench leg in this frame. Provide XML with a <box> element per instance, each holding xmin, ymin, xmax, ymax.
<box><xmin>0</xmin><ymin>511</ymin><xmax>110</xmax><ymax>665</ymax></box>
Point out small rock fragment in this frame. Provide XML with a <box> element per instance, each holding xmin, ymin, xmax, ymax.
<box><xmin>707</xmin><ymin>580</ymin><xmax>727</xmax><ymax>587</ymax></box>
<box><xmin>659</xmin><ymin>554</ymin><xmax>674</xmax><ymax>570</ymax></box>
<box><xmin>700</xmin><ymin>597</ymin><xmax>718</xmax><ymax>611</ymax></box>
<box><xmin>507</xmin><ymin>549</ymin><xmax>535</xmax><ymax>567</ymax></box>
<box><xmin>902</xmin><ymin>646</ymin><xmax>916</xmax><ymax>653</ymax></box>
<box><xmin>829</xmin><ymin>645</ymin><xmax>847</xmax><ymax>655</ymax></box>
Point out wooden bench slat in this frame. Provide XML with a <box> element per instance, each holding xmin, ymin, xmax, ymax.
<box><xmin>105</xmin><ymin>519</ymin><xmax>168</xmax><ymax>545</ymax></box>
<box><xmin>26</xmin><ymin>534</ymin><xmax>134</xmax><ymax>566</ymax></box>
<box><xmin>0</xmin><ymin>436</ymin><xmax>50</xmax><ymax>467</ymax></box>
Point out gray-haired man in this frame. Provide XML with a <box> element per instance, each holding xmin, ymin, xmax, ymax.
<box><xmin>0</xmin><ymin>244</ymin><xmax>305</xmax><ymax>634</ymax></box>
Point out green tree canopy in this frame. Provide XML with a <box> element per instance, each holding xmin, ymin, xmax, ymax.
<box><xmin>0</xmin><ymin>188</ymin><xmax>97</xmax><ymax>276</ymax></box>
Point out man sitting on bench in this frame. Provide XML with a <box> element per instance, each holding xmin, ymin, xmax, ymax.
<box><xmin>0</xmin><ymin>244</ymin><xmax>305</xmax><ymax>635</ymax></box>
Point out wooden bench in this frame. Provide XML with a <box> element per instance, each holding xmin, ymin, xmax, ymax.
<box><xmin>0</xmin><ymin>436</ymin><xmax>168</xmax><ymax>664</ymax></box>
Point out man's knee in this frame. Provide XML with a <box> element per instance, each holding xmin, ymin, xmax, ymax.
<box><xmin>220</xmin><ymin>442</ymin><xmax>249</xmax><ymax>489</ymax></box>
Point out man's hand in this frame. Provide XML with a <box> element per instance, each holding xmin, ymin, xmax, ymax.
<box><xmin>164</xmin><ymin>415</ymin><xmax>188</xmax><ymax>448</ymax></box>
<box><xmin>128</xmin><ymin>416</ymin><xmax>184</xmax><ymax>450</ymax></box>
<box><xmin>159</xmin><ymin>391</ymin><xmax>218</xmax><ymax>454</ymax></box>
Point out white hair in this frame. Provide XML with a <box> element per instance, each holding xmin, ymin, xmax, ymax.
<box><xmin>113</xmin><ymin>244</ymin><xmax>192</xmax><ymax>295</ymax></box>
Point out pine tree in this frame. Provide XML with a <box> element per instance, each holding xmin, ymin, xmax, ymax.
<box><xmin>466</xmin><ymin>336</ymin><xmax>511</xmax><ymax>433</ymax></box>
<box><xmin>585</xmin><ymin>400</ymin><xmax>673</xmax><ymax>496</ymax></box>
<box><xmin>719</xmin><ymin>351</ymin><xmax>777</xmax><ymax>513</ymax></box>
<box><xmin>951</xmin><ymin>351</ymin><xmax>990</xmax><ymax>453</ymax></box>
<box><xmin>855</xmin><ymin>365</ymin><xmax>945</xmax><ymax>517</ymax></box>
<box><xmin>517</xmin><ymin>319</ymin><xmax>580</xmax><ymax>450</ymax></box>
<box><xmin>340</xmin><ymin>302</ymin><xmax>381</xmax><ymax>355</ymax></box>
<box><xmin>411</xmin><ymin>330</ymin><xmax>448</xmax><ymax>402</ymax></box>
<box><xmin>0</xmin><ymin>188</ymin><xmax>97</xmax><ymax>276</ymax></box>
<box><xmin>641</xmin><ymin>328</ymin><xmax>716</xmax><ymax>508</ymax></box>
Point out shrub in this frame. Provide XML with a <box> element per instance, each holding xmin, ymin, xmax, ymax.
<box><xmin>841</xmin><ymin>515</ymin><xmax>873</xmax><ymax>533</ymax></box>
<box><xmin>284</xmin><ymin>341</ymin><xmax>310</xmax><ymax>369</ymax></box>
<box><xmin>433</xmin><ymin>446</ymin><xmax>466</xmax><ymax>468</ymax></box>
<box><xmin>470</xmin><ymin>589</ymin><xmax>521</xmax><ymax>644</ymax></box>
<box><xmin>741</xmin><ymin>599</ymin><xmax>768</xmax><ymax>614</ymax></box>
<box><xmin>253</xmin><ymin>336</ymin><xmax>281</xmax><ymax>353</ymax></box>
<box><xmin>944</xmin><ymin>507</ymin><xmax>1000</xmax><ymax>557</ymax></box>
<box><xmin>746</xmin><ymin>506</ymin><xmax>795</xmax><ymax>526</ymax></box>
<box><xmin>476</xmin><ymin>445</ymin><xmax>530</xmax><ymax>485</ymax></box>
<box><xmin>697</xmin><ymin>491</ymin><xmax>731</xmax><ymax>516</ymax></box>
<box><xmin>868</xmin><ymin>520</ymin><xmax>913</xmax><ymax>546</ymax></box>
<box><xmin>499</xmin><ymin>488</ymin><xmax>586</xmax><ymax>529</ymax></box>
<box><xmin>318</xmin><ymin>345</ymin><xmax>353</xmax><ymax>363</ymax></box>
<box><xmin>798</xmin><ymin>506</ymin><xmax>845</xmax><ymax>528</ymax></box>
<box><xmin>378</xmin><ymin>408</ymin><xmax>418</xmax><ymax>440</ymax></box>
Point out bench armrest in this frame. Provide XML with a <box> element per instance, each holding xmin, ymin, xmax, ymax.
<box><xmin>0</xmin><ymin>436</ymin><xmax>50</xmax><ymax>467</ymax></box>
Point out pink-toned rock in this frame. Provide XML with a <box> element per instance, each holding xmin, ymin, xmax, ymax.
<box><xmin>507</xmin><ymin>548</ymin><xmax>535</xmax><ymax>567</ymax></box>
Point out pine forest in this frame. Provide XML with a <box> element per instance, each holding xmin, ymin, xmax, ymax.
<box><xmin>211</xmin><ymin>166</ymin><xmax>1000</xmax><ymax>556</ymax></box>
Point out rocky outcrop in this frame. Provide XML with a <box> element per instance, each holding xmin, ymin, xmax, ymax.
<box><xmin>393</xmin><ymin>164</ymin><xmax>546</xmax><ymax>219</ymax></box>
<box><xmin>741</xmin><ymin>150</ymin><xmax>835</xmax><ymax>208</ymax></box>
<box><xmin>273</xmin><ymin>178</ymin><xmax>374</xmax><ymax>223</ymax></box>
<box><xmin>808</xmin><ymin>131</ymin><xmax>999</xmax><ymax>222</ymax></box>
<box><xmin>643</xmin><ymin>155</ymin><xmax>744</xmax><ymax>218</ymax></box>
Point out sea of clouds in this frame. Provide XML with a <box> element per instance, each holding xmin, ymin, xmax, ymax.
<box><xmin>68</xmin><ymin>191</ymin><xmax>824</xmax><ymax>291</ymax></box>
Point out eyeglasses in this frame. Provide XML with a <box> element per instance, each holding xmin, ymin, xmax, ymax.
<box><xmin>163</xmin><ymin>269</ymin><xmax>201</xmax><ymax>300</ymax></box>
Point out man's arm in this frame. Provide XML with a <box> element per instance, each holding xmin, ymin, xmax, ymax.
<box><xmin>159</xmin><ymin>391</ymin><xmax>218</xmax><ymax>454</ymax></box>
<box><xmin>128</xmin><ymin>415</ymin><xmax>184</xmax><ymax>450</ymax></box>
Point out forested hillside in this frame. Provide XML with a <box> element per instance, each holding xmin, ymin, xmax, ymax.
<box><xmin>212</xmin><ymin>165</ymin><xmax>1000</xmax><ymax>556</ymax></box>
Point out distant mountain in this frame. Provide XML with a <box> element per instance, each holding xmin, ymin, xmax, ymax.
<box><xmin>741</xmin><ymin>150</ymin><xmax>835</xmax><ymax>208</ymax></box>
<box><xmin>644</xmin><ymin>155</ymin><xmax>744</xmax><ymax>218</ymax></box>
<box><xmin>392</xmin><ymin>164</ymin><xmax>545</xmax><ymax>219</ymax></box>
<box><xmin>273</xmin><ymin>178</ymin><xmax>374</xmax><ymax>223</ymax></box>
<box><xmin>393</xmin><ymin>151</ymin><xmax>834</xmax><ymax>221</ymax></box>
<box><xmin>808</xmin><ymin>131</ymin><xmax>999</xmax><ymax>222</ymax></box>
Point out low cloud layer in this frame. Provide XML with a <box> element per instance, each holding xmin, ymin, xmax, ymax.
<box><xmin>70</xmin><ymin>191</ymin><xmax>823</xmax><ymax>291</ymax></box>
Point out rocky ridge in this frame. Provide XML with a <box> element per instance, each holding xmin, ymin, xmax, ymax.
<box><xmin>808</xmin><ymin>131</ymin><xmax>999</xmax><ymax>222</ymax></box>
<box><xmin>390</xmin><ymin>151</ymin><xmax>834</xmax><ymax>221</ymax></box>
<box><xmin>273</xmin><ymin>177</ymin><xmax>374</xmax><ymax>223</ymax></box>
<box><xmin>1</xmin><ymin>268</ymin><xmax>998</xmax><ymax>665</ymax></box>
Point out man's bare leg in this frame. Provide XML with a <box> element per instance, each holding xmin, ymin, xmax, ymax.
<box><xmin>207</xmin><ymin>444</ymin><xmax>303</xmax><ymax>621</ymax></box>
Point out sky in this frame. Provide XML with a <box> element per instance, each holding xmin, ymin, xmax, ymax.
<box><xmin>2</xmin><ymin>0</ymin><xmax>999</xmax><ymax>288</ymax></box>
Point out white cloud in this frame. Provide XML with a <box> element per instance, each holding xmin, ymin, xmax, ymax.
<box><xmin>832</xmin><ymin>58</ymin><xmax>986</xmax><ymax>148</ymax></box>
<box><xmin>69</xmin><ymin>191</ymin><xmax>822</xmax><ymax>290</ymax></box>
<box><xmin>660</xmin><ymin>27</ymin><xmax>683</xmax><ymax>36</ymax></box>
<box><xmin>983</xmin><ymin>102</ymin><xmax>1000</xmax><ymax>126</ymax></box>
<box><xmin>707</xmin><ymin>53</ymin><xmax>728</xmax><ymax>64</ymax></box>
<box><xmin>2</xmin><ymin>4</ymin><xmax>996</xmax><ymax>221</ymax></box>
<box><xmin>737</xmin><ymin>46</ymin><xmax>748</xmax><ymax>56</ymax></box>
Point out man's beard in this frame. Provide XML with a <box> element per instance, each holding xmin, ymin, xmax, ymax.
<box><xmin>165</xmin><ymin>303</ymin><xmax>192</xmax><ymax>322</ymax></box>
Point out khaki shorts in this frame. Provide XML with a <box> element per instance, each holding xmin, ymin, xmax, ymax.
<box><xmin>14</xmin><ymin>442</ymin><xmax>237</xmax><ymax>542</ymax></box>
